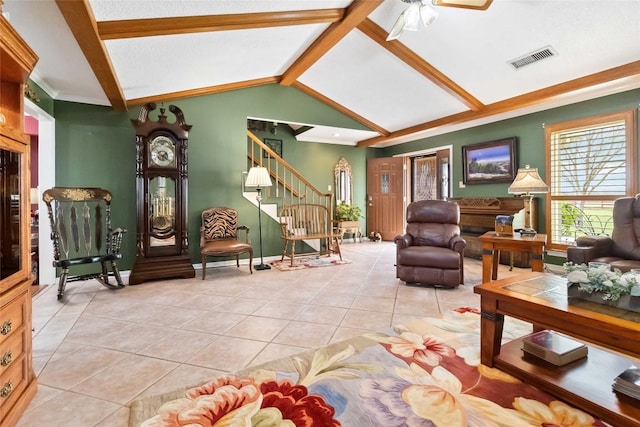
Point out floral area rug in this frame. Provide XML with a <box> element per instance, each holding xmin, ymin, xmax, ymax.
<box><xmin>129</xmin><ymin>308</ymin><xmax>607</xmax><ymax>427</ymax></box>
<box><xmin>269</xmin><ymin>254</ymin><xmax>352</xmax><ymax>271</ymax></box>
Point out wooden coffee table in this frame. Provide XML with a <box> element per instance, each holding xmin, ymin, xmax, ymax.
<box><xmin>475</xmin><ymin>272</ymin><xmax>640</xmax><ymax>426</ymax></box>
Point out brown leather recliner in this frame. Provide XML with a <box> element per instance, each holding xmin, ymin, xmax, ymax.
<box><xmin>394</xmin><ymin>200</ymin><xmax>466</xmax><ymax>287</ymax></box>
<box><xmin>566</xmin><ymin>195</ymin><xmax>640</xmax><ymax>272</ymax></box>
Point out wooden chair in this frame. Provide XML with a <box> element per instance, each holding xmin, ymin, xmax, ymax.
<box><xmin>42</xmin><ymin>187</ymin><xmax>126</xmax><ymax>300</ymax></box>
<box><xmin>200</xmin><ymin>207</ymin><xmax>253</xmax><ymax>279</ymax></box>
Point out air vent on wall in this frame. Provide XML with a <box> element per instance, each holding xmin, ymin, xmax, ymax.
<box><xmin>508</xmin><ymin>46</ymin><xmax>557</xmax><ymax>70</ymax></box>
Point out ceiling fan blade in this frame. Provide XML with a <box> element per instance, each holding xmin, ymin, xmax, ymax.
<box><xmin>386</xmin><ymin>11</ymin><xmax>406</xmax><ymax>41</ymax></box>
<box><xmin>432</xmin><ymin>0</ymin><xmax>492</xmax><ymax>10</ymax></box>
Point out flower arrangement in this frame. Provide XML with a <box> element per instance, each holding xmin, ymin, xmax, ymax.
<box><xmin>563</xmin><ymin>262</ymin><xmax>640</xmax><ymax>302</ymax></box>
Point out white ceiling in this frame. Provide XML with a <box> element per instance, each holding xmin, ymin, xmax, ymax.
<box><xmin>3</xmin><ymin>0</ymin><xmax>640</xmax><ymax>147</ymax></box>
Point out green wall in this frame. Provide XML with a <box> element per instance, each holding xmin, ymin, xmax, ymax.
<box><xmin>53</xmin><ymin>84</ymin><xmax>372</xmax><ymax>270</ymax></box>
<box><xmin>52</xmin><ymin>85</ymin><xmax>640</xmax><ymax>269</ymax></box>
<box><xmin>381</xmin><ymin>89</ymin><xmax>640</xmax><ymax>233</ymax></box>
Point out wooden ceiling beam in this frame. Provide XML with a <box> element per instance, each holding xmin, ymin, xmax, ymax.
<box><xmin>97</xmin><ymin>9</ymin><xmax>344</xmax><ymax>40</ymax></box>
<box><xmin>55</xmin><ymin>0</ymin><xmax>127</xmax><ymax>110</ymax></box>
<box><xmin>358</xmin><ymin>19</ymin><xmax>484</xmax><ymax>112</ymax></box>
<box><xmin>126</xmin><ymin>76</ymin><xmax>279</xmax><ymax>107</ymax></box>
<box><xmin>357</xmin><ymin>61</ymin><xmax>640</xmax><ymax>147</ymax></box>
<box><xmin>280</xmin><ymin>0</ymin><xmax>384</xmax><ymax>86</ymax></box>
<box><xmin>293</xmin><ymin>81</ymin><xmax>389</xmax><ymax>137</ymax></box>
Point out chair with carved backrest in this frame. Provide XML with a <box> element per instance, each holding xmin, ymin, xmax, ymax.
<box><xmin>200</xmin><ymin>207</ymin><xmax>253</xmax><ymax>279</ymax></box>
<box><xmin>42</xmin><ymin>187</ymin><xmax>126</xmax><ymax>300</ymax></box>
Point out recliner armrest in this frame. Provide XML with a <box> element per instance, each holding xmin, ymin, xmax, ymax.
<box><xmin>394</xmin><ymin>234</ymin><xmax>412</xmax><ymax>248</ymax></box>
<box><xmin>449</xmin><ymin>235</ymin><xmax>466</xmax><ymax>253</ymax></box>
<box><xmin>575</xmin><ymin>235</ymin><xmax>612</xmax><ymax>248</ymax></box>
<box><xmin>567</xmin><ymin>235</ymin><xmax>613</xmax><ymax>265</ymax></box>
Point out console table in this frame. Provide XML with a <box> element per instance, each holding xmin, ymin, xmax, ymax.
<box><xmin>475</xmin><ymin>273</ymin><xmax>640</xmax><ymax>427</ymax></box>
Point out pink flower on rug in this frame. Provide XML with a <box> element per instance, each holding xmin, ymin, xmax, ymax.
<box><xmin>388</xmin><ymin>332</ymin><xmax>455</xmax><ymax>366</ymax></box>
<box><xmin>140</xmin><ymin>376</ymin><xmax>262</xmax><ymax>427</ymax></box>
<box><xmin>140</xmin><ymin>376</ymin><xmax>341</xmax><ymax>427</ymax></box>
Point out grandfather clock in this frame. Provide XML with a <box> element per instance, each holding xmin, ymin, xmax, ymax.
<box><xmin>128</xmin><ymin>103</ymin><xmax>195</xmax><ymax>285</ymax></box>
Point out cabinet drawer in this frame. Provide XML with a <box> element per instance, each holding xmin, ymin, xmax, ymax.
<box><xmin>0</xmin><ymin>293</ymin><xmax>26</xmax><ymax>347</ymax></box>
<box><xmin>0</xmin><ymin>331</ymin><xmax>23</xmax><ymax>377</ymax></box>
<box><xmin>0</xmin><ymin>354</ymin><xmax>27</xmax><ymax>418</ymax></box>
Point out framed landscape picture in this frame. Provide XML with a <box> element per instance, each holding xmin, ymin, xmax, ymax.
<box><xmin>462</xmin><ymin>137</ymin><xmax>517</xmax><ymax>184</ymax></box>
<box><xmin>263</xmin><ymin>138</ymin><xmax>282</xmax><ymax>158</ymax></box>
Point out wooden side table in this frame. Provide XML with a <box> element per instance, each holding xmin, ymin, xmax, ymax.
<box><xmin>478</xmin><ymin>232</ymin><xmax>547</xmax><ymax>282</ymax></box>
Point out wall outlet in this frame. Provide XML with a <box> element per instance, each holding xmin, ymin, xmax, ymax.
<box><xmin>459</xmin><ymin>181</ymin><xmax>465</xmax><ymax>188</ymax></box>
<box><xmin>328</xmin><ymin>185</ymin><xmax>332</xmax><ymax>191</ymax></box>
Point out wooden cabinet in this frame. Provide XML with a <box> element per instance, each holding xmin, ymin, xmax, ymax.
<box><xmin>0</xmin><ymin>13</ymin><xmax>38</xmax><ymax>427</ymax></box>
<box><xmin>448</xmin><ymin>197</ymin><xmax>537</xmax><ymax>268</ymax></box>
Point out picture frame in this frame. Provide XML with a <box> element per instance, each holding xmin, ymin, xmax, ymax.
<box><xmin>263</xmin><ymin>138</ymin><xmax>282</xmax><ymax>158</ymax></box>
<box><xmin>462</xmin><ymin>137</ymin><xmax>517</xmax><ymax>184</ymax></box>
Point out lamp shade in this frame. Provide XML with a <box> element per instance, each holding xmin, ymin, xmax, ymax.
<box><xmin>30</xmin><ymin>188</ymin><xmax>39</xmax><ymax>204</ymax></box>
<box><xmin>245</xmin><ymin>167</ymin><xmax>272</xmax><ymax>188</ymax></box>
<box><xmin>508</xmin><ymin>165</ymin><xmax>549</xmax><ymax>195</ymax></box>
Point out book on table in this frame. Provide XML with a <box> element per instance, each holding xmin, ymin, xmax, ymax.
<box><xmin>613</xmin><ymin>366</ymin><xmax>640</xmax><ymax>399</ymax></box>
<box><xmin>521</xmin><ymin>330</ymin><xmax>588</xmax><ymax>366</ymax></box>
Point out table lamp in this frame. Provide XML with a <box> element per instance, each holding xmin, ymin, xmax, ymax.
<box><xmin>508</xmin><ymin>165</ymin><xmax>549</xmax><ymax>236</ymax></box>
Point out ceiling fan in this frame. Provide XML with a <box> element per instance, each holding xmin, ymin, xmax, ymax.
<box><xmin>386</xmin><ymin>0</ymin><xmax>493</xmax><ymax>41</ymax></box>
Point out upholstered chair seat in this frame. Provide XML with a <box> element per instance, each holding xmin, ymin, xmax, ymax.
<box><xmin>200</xmin><ymin>207</ymin><xmax>253</xmax><ymax>279</ymax></box>
<box><xmin>567</xmin><ymin>195</ymin><xmax>640</xmax><ymax>272</ymax></box>
<box><xmin>394</xmin><ymin>200</ymin><xmax>466</xmax><ymax>287</ymax></box>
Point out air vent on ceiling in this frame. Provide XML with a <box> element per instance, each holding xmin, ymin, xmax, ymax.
<box><xmin>508</xmin><ymin>46</ymin><xmax>557</xmax><ymax>70</ymax></box>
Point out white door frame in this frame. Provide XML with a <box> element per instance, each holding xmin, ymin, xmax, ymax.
<box><xmin>24</xmin><ymin>99</ymin><xmax>55</xmax><ymax>286</ymax></box>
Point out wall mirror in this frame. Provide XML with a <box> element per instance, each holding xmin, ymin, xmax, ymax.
<box><xmin>334</xmin><ymin>157</ymin><xmax>352</xmax><ymax>205</ymax></box>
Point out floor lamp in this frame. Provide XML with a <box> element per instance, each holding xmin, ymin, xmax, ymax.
<box><xmin>245</xmin><ymin>167</ymin><xmax>272</xmax><ymax>270</ymax></box>
<box><xmin>508</xmin><ymin>165</ymin><xmax>549</xmax><ymax>236</ymax></box>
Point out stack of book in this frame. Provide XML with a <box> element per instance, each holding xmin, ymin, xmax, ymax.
<box><xmin>613</xmin><ymin>366</ymin><xmax>640</xmax><ymax>399</ymax></box>
<box><xmin>522</xmin><ymin>330</ymin><xmax>588</xmax><ymax>366</ymax></box>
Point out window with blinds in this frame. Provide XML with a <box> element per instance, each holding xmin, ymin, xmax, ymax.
<box><xmin>544</xmin><ymin>109</ymin><xmax>637</xmax><ymax>250</ymax></box>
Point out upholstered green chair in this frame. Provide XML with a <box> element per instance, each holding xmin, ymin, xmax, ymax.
<box><xmin>200</xmin><ymin>207</ymin><xmax>253</xmax><ymax>279</ymax></box>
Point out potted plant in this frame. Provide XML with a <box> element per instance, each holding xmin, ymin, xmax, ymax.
<box><xmin>335</xmin><ymin>202</ymin><xmax>363</xmax><ymax>222</ymax></box>
<box><xmin>335</xmin><ymin>203</ymin><xmax>363</xmax><ymax>242</ymax></box>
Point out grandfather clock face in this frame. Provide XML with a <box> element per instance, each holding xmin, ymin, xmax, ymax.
<box><xmin>129</xmin><ymin>103</ymin><xmax>195</xmax><ymax>285</ymax></box>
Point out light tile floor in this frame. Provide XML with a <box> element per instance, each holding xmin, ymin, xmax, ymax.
<box><xmin>18</xmin><ymin>241</ymin><xmax>528</xmax><ymax>426</ymax></box>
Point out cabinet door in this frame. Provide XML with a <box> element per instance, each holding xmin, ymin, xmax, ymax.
<box><xmin>0</xmin><ymin>135</ymin><xmax>29</xmax><ymax>292</ymax></box>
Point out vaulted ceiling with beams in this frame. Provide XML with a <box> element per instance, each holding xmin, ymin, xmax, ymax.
<box><xmin>4</xmin><ymin>0</ymin><xmax>640</xmax><ymax>147</ymax></box>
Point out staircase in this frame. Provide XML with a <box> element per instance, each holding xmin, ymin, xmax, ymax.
<box><xmin>245</xmin><ymin>130</ymin><xmax>334</xmax><ymax>251</ymax></box>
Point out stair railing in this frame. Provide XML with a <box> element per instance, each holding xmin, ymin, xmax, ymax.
<box><xmin>247</xmin><ymin>130</ymin><xmax>334</xmax><ymax>217</ymax></box>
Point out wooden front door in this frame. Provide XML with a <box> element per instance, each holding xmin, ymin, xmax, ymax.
<box><xmin>367</xmin><ymin>157</ymin><xmax>405</xmax><ymax>241</ymax></box>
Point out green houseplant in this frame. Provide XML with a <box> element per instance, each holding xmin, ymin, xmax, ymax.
<box><xmin>335</xmin><ymin>203</ymin><xmax>363</xmax><ymax>221</ymax></box>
